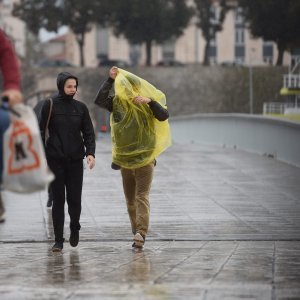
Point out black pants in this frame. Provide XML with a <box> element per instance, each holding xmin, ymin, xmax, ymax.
<box><xmin>47</xmin><ymin>157</ymin><xmax>83</xmax><ymax>243</ymax></box>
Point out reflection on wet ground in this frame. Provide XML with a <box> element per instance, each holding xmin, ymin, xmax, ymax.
<box><xmin>1</xmin><ymin>241</ymin><xmax>300</xmax><ymax>299</ymax></box>
<box><xmin>1</xmin><ymin>139</ymin><xmax>300</xmax><ymax>299</ymax></box>
<box><xmin>46</xmin><ymin>250</ymin><xmax>82</xmax><ymax>284</ymax></box>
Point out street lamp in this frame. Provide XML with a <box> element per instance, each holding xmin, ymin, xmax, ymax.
<box><xmin>249</xmin><ymin>61</ymin><xmax>253</xmax><ymax>114</ymax></box>
<box><xmin>249</xmin><ymin>48</ymin><xmax>255</xmax><ymax>114</ymax></box>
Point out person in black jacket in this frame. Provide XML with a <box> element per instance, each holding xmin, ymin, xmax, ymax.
<box><xmin>39</xmin><ymin>72</ymin><xmax>96</xmax><ymax>252</ymax></box>
<box><xmin>95</xmin><ymin>67</ymin><xmax>170</xmax><ymax>249</ymax></box>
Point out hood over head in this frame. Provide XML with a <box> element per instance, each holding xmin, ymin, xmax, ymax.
<box><xmin>56</xmin><ymin>72</ymin><xmax>78</xmax><ymax>100</ymax></box>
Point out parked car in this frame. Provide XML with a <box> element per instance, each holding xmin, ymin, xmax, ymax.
<box><xmin>156</xmin><ymin>59</ymin><xmax>185</xmax><ymax>67</ymax></box>
<box><xmin>38</xmin><ymin>59</ymin><xmax>75</xmax><ymax>67</ymax></box>
<box><xmin>219</xmin><ymin>60</ymin><xmax>244</xmax><ymax>67</ymax></box>
<box><xmin>98</xmin><ymin>59</ymin><xmax>130</xmax><ymax>68</ymax></box>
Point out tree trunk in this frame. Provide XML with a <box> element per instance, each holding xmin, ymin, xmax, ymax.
<box><xmin>145</xmin><ymin>40</ymin><xmax>152</xmax><ymax>66</ymax></box>
<box><xmin>77</xmin><ymin>32</ymin><xmax>85</xmax><ymax>67</ymax></box>
<box><xmin>276</xmin><ymin>42</ymin><xmax>285</xmax><ymax>66</ymax></box>
<box><xmin>203</xmin><ymin>39</ymin><xmax>210</xmax><ymax>66</ymax></box>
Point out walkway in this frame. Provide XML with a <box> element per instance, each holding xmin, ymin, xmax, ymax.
<box><xmin>1</xmin><ymin>136</ymin><xmax>299</xmax><ymax>299</ymax></box>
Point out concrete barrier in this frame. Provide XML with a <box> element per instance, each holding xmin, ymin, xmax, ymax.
<box><xmin>170</xmin><ymin>114</ymin><xmax>300</xmax><ymax>167</ymax></box>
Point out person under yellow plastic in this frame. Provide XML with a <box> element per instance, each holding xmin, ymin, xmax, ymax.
<box><xmin>95</xmin><ymin>67</ymin><xmax>171</xmax><ymax>248</ymax></box>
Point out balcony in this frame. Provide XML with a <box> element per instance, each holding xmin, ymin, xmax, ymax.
<box><xmin>283</xmin><ymin>74</ymin><xmax>300</xmax><ymax>90</ymax></box>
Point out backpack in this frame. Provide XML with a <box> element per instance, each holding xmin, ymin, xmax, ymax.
<box><xmin>33</xmin><ymin>99</ymin><xmax>47</xmax><ymax>122</ymax></box>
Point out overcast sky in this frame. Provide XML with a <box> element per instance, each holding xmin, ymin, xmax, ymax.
<box><xmin>39</xmin><ymin>26</ymin><xmax>68</xmax><ymax>42</ymax></box>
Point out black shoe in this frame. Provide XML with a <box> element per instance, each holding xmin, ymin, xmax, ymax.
<box><xmin>0</xmin><ymin>207</ymin><xmax>5</xmax><ymax>223</ymax></box>
<box><xmin>46</xmin><ymin>199</ymin><xmax>52</xmax><ymax>208</ymax></box>
<box><xmin>0</xmin><ymin>213</ymin><xmax>5</xmax><ymax>223</ymax></box>
<box><xmin>52</xmin><ymin>242</ymin><xmax>63</xmax><ymax>252</ymax></box>
<box><xmin>0</xmin><ymin>194</ymin><xmax>5</xmax><ymax>223</ymax></box>
<box><xmin>111</xmin><ymin>162</ymin><xmax>121</xmax><ymax>170</ymax></box>
<box><xmin>69</xmin><ymin>230</ymin><xmax>79</xmax><ymax>247</ymax></box>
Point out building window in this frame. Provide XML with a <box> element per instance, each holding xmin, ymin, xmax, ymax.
<box><xmin>210</xmin><ymin>4</ymin><xmax>220</xmax><ymax>25</ymax></box>
<box><xmin>96</xmin><ymin>26</ymin><xmax>109</xmax><ymax>60</ymax></box>
<box><xmin>235</xmin><ymin>7</ymin><xmax>245</xmax><ymax>62</ymax></box>
<box><xmin>235</xmin><ymin>28</ymin><xmax>244</xmax><ymax>45</ymax></box>
<box><xmin>291</xmin><ymin>48</ymin><xmax>300</xmax><ymax>67</ymax></box>
<box><xmin>235</xmin><ymin>46</ymin><xmax>245</xmax><ymax>63</ymax></box>
<box><xmin>235</xmin><ymin>28</ymin><xmax>245</xmax><ymax>61</ymax></box>
<box><xmin>129</xmin><ymin>44</ymin><xmax>141</xmax><ymax>67</ymax></box>
<box><xmin>291</xmin><ymin>48</ymin><xmax>300</xmax><ymax>55</ymax></box>
<box><xmin>235</xmin><ymin>7</ymin><xmax>244</xmax><ymax>24</ymax></box>
<box><xmin>263</xmin><ymin>42</ymin><xmax>273</xmax><ymax>65</ymax></box>
<box><xmin>162</xmin><ymin>38</ymin><xmax>175</xmax><ymax>61</ymax></box>
<box><xmin>209</xmin><ymin>46</ymin><xmax>217</xmax><ymax>64</ymax></box>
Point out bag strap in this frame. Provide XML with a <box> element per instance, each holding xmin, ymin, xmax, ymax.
<box><xmin>45</xmin><ymin>98</ymin><xmax>53</xmax><ymax>137</ymax></box>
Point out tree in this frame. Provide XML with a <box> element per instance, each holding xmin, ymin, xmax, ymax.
<box><xmin>239</xmin><ymin>0</ymin><xmax>300</xmax><ymax>66</ymax></box>
<box><xmin>61</xmin><ymin>1</ymin><xmax>110</xmax><ymax>66</ymax></box>
<box><xmin>13</xmin><ymin>0</ymin><xmax>110</xmax><ymax>66</ymax></box>
<box><xmin>13</xmin><ymin>0</ymin><xmax>61</xmax><ymax>34</ymax></box>
<box><xmin>109</xmin><ymin>0</ymin><xmax>193</xmax><ymax>66</ymax></box>
<box><xmin>194</xmin><ymin>0</ymin><xmax>229</xmax><ymax>66</ymax></box>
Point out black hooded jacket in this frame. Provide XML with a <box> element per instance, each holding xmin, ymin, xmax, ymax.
<box><xmin>39</xmin><ymin>72</ymin><xmax>95</xmax><ymax>160</ymax></box>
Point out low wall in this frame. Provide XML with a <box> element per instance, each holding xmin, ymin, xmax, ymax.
<box><xmin>20</xmin><ymin>65</ymin><xmax>286</xmax><ymax>117</ymax></box>
<box><xmin>170</xmin><ymin>114</ymin><xmax>300</xmax><ymax>167</ymax></box>
<box><xmin>17</xmin><ymin>65</ymin><xmax>287</xmax><ymax>134</ymax></box>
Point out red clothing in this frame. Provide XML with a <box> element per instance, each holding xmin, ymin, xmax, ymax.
<box><xmin>0</xmin><ymin>29</ymin><xmax>20</xmax><ymax>90</ymax></box>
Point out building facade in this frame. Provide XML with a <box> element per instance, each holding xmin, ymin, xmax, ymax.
<box><xmin>1</xmin><ymin>0</ymin><xmax>292</xmax><ymax>67</ymax></box>
<box><xmin>48</xmin><ymin>0</ymin><xmax>290</xmax><ymax>67</ymax></box>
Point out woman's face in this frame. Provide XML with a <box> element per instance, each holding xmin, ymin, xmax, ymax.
<box><xmin>64</xmin><ymin>78</ymin><xmax>77</xmax><ymax>96</ymax></box>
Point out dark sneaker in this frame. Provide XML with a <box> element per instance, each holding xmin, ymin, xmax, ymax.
<box><xmin>46</xmin><ymin>199</ymin><xmax>52</xmax><ymax>208</ymax></box>
<box><xmin>111</xmin><ymin>162</ymin><xmax>121</xmax><ymax>170</ymax></box>
<box><xmin>52</xmin><ymin>242</ymin><xmax>63</xmax><ymax>252</ymax></box>
<box><xmin>69</xmin><ymin>230</ymin><xmax>79</xmax><ymax>247</ymax></box>
<box><xmin>0</xmin><ymin>195</ymin><xmax>5</xmax><ymax>223</ymax></box>
<box><xmin>0</xmin><ymin>210</ymin><xmax>5</xmax><ymax>223</ymax></box>
<box><xmin>133</xmin><ymin>233</ymin><xmax>145</xmax><ymax>248</ymax></box>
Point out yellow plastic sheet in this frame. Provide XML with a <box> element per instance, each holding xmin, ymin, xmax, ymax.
<box><xmin>111</xmin><ymin>68</ymin><xmax>172</xmax><ymax>169</ymax></box>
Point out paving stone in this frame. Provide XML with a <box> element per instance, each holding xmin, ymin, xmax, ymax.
<box><xmin>0</xmin><ymin>136</ymin><xmax>300</xmax><ymax>299</ymax></box>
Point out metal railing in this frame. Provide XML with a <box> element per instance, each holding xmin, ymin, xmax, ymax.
<box><xmin>283</xmin><ymin>74</ymin><xmax>300</xmax><ymax>89</ymax></box>
<box><xmin>290</xmin><ymin>55</ymin><xmax>300</xmax><ymax>72</ymax></box>
<box><xmin>263</xmin><ymin>102</ymin><xmax>296</xmax><ymax>115</ymax></box>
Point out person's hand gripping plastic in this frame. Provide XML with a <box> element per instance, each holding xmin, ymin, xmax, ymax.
<box><xmin>133</xmin><ymin>95</ymin><xmax>151</xmax><ymax>105</ymax></box>
<box><xmin>1</xmin><ymin>89</ymin><xmax>23</xmax><ymax>107</ymax></box>
<box><xmin>109</xmin><ymin>66</ymin><xmax>118</xmax><ymax>80</ymax></box>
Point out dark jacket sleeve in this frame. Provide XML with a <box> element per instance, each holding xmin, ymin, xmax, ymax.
<box><xmin>81</xmin><ymin>104</ymin><xmax>96</xmax><ymax>157</ymax></box>
<box><xmin>39</xmin><ymin>99</ymin><xmax>51</xmax><ymax>147</ymax></box>
<box><xmin>94</xmin><ymin>76</ymin><xmax>169</xmax><ymax>121</ymax></box>
<box><xmin>148</xmin><ymin>100</ymin><xmax>169</xmax><ymax>121</ymax></box>
<box><xmin>94</xmin><ymin>77</ymin><xmax>114</xmax><ymax>112</ymax></box>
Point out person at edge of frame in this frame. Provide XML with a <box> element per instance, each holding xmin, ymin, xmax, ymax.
<box><xmin>33</xmin><ymin>99</ymin><xmax>54</xmax><ymax>208</ymax></box>
<box><xmin>0</xmin><ymin>28</ymin><xmax>23</xmax><ymax>223</ymax></box>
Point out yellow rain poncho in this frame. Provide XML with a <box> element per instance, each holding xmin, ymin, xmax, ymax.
<box><xmin>111</xmin><ymin>69</ymin><xmax>172</xmax><ymax>169</ymax></box>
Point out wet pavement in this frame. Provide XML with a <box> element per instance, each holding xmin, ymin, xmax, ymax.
<box><xmin>1</xmin><ymin>135</ymin><xmax>300</xmax><ymax>300</ymax></box>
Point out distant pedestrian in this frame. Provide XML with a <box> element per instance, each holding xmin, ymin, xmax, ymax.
<box><xmin>0</xmin><ymin>29</ymin><xmax>23</xmax><ymax>223</ymax></box>
<box><xmin>39</xmin><ymin>72</ymin><xmax>96</xmax><ymax>252</ymax></box>
<box><xmin>94</xmin><ymin>67</ymin><xmax>171</xmax><ymax>248</ymax></box>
